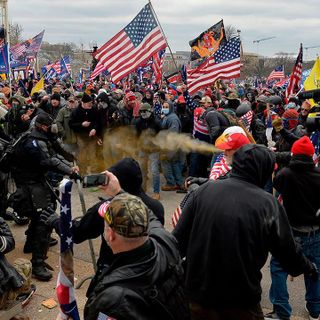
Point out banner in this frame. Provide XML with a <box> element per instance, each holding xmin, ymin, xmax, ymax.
<box><xmin>0</xmin><ymin>44</ymin><xmax>9</xmax><ymax>73</ymax></box>
<box><xmin>189</xmin><ymin>20</ymin><xmax>226</xmax><ymax>61</ymax></box>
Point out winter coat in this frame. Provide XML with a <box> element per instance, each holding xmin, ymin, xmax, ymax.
<box><xmin>55</xmin><ymin>106</ymin><xmax>77</xmax><ymax>144</ymax></box>
<box><xmin>173</xmin><ymin>144</ymin><xmax>315</xmax><ymax>309</ymax></box>
<box><xmin>274</xmin><ymin>154</ymin><xmax>320</xmax><ymax>228</ymax></box>
<box><xmin>205</xmin><ymin>108</ymin><xmax>230</xmax><ymax>143</ymax></box>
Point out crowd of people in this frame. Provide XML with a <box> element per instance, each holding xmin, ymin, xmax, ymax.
<box><xmin>0</xmin><ymin>75</ymin><xmax>320</xmax><ymax>320</ymax></box>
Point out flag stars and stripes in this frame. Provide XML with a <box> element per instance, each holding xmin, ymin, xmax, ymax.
<box><xmin>60</xmin><ymin>204</ymin><xmax>69</xmax><ymax>215</ymax></box>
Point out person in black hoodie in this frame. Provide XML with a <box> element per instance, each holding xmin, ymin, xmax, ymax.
<box><xmin>173</xmin><ymin>144</ymin><xmax>318</xmax><ymax>320</ymax></box>
<box><xmin>266</xmin><ymin>136</ymin><xmax>320</xmax><ymax>320</ymax></box>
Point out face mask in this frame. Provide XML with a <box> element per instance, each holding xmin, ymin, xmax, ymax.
<box><xmin>162</xmin><ymin>108</ymin><xmax>169</xmax><ymax>115</ymax></box>
<box><xmin>141</xmin><ymin>111</ymin><xmax>152</xmax><ymax>119</ymax></box>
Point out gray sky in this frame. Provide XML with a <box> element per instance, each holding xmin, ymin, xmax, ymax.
<box><xmin>8</xmin><ymin>0</ymin><xmax>320</xmax><ymax>60</ymax></box>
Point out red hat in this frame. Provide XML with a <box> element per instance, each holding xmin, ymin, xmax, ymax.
<box><xmin>291</xmin><ymin>136</ymin><xmax>315</xmax><ymax>157</ymax></box>
<box><xmin>177</xmin><ymin>95</ymin><xmax>186</xmax><ymax>104</ymax></box>
<box><xmin>215</xmin><ymin>126</ymin><xmax>250</xmax><ymax>150</ymax></box>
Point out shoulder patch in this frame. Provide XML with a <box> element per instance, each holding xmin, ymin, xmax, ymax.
<box><xmin>32</xmin><ymin>140</ymin><xmax>38</xmax><ymax>147</ymax></box>
<box><xmin>97</xmin><ymin>312</ymin><xmax>116</xmax><ymax>320</ymax></box>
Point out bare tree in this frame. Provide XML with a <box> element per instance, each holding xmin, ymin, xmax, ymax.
<box><xmin>9</xmin><ymin>23</ymin><xmax>23</xmax><ymax>45</ymax></box>
<box><xmin>224</xmin><ymin>24</ymin><xmax>238</xmax><ymax>40</ymax></box>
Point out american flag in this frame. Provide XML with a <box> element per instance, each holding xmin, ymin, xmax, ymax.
<box><xmin>56</xmin><ymin>179</ymin><xmax>80</xmax><ymax>320</ymax></box>
<box><xmin>152</xmin><ymin>49</ymin><xmax>166</xmax><ymax>84</ymax></box>
<box><xmin>286</xmin><ymin>44</ymin><xmax>303</xmax><ymax>98</ymax></box>
<box><xmin>239</xmin><ymin>110</ymin><xmax>254</xmax><ymax>131</ymax></box>
<box><xmin>187</xmin><ymin>37</ymin><xmax>241</xmax><ymax>95</ymax></box>
<box><xmin>10</xmin><ymin>30</ymin><xmax>44</xmax><ymax>60</ymax></box>
<box><xmin>275</xmin><ymin>77</ymin><xmax>289</xmax><ymax>88</ymax></box>
<box><xmin>209</xmin><ymin>153</ymin><xmax>231</xmax><ymax>180</ymax></box>
<box><xmin>90</xmin><ymin>61</ymin><xmax>107</xmax><ymax>81</ymax></box>
<box><xmin>172</xmin><ymin>154</ymin><xmax>231</xmax><ymax>228</ymax></box>
<box><xmin>267</xmin><ymin>65</ymin><xmax>285</xmax><ymax>83</ymax></box>
<box><xmin>94</xmin><ymin>3</ymin><xmax>166</xmax><ymax>84</ymax></box>
<box><xmin>60</xmin><ymin>56</ymin><xmax>72</xmax><ymax>78</ymax></box>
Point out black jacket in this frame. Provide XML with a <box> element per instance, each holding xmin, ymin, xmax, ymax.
<box><xmin>173</xmin><ymin>144</ymin><xmax>314</xmax><ymax>309</ymax></box>
<box><xmin>132</xmin><ymin>114</ymin><xmax>162</xmax><ymax>136</ymax></box>
<box><xmin>205</xmin><ymin>109</ymin><xmax>230</xmax><ymax>143</ymax></box>
<box><xmin>84</xmin><ymin>214</ymin><xmax>189</xmax><ymax>320</ymax></box>
<box><xmin>274</xmin><ymin>155</ymin><xmax>320</xmax><ymax>228</ymax></box>
<box><xmin>69</xmin><ymin>105</ymin><xmax>101</xmax><ymax>136</ymax></box>
<box><xmin>250</xmin><ymin>116</ymin><xmax>267</xmax><ymax>145</ymax></box>
<box><xmin>12</xmin><ymin>128</ymin><xmax>72</xmax><ymax>182</ymax></box>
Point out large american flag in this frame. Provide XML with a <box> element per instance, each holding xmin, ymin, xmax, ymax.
<box><xmin>94</xmin><ymin>3</ymin><xmax>166</xmax><ymax>84</ymax></box>
<box><xmin>56</xmin><ymin>179</ymin><xmax>80</xmax><ymax>320</ymax></box>
<box><xmin>286</xmin><ymin>44</ymin><xmax>303</xmax><ymax>98</ymax></box>
<box><xmin>152</xmin><ymin>49</ymin><xmax>166</xmax><ymax>84</ymax></box>
<box><xmin>267</xmin><ymin>65</ymin><xmax>285</xmax><ymax>83</ymax></box>
<box><xmin>187</xmin><ymin>37</ymin><xmax>241</xmax><ymax>95</ymax></box>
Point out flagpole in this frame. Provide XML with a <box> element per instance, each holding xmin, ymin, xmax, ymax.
<box><xmin>148</xmin><ymin>0</ymin><xmax>180</xmax><ymax>74</ymax></box>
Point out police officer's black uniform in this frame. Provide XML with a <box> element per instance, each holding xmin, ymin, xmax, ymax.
<box><xmin>10</xmin><ymin>113</ymin><xmax>75</xmax><ymax>281</ymax></box>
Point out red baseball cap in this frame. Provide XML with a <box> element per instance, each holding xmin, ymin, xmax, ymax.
<box><xmin>215</xmin><ymin>126</ymin><xmax>250</xmax><ymax>150</ymax></box>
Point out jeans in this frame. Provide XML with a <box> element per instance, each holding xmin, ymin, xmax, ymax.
<box><xmin>269</xmin><ymin>229</ymin><xmax>320</xmax><ymax>319</ymax></box>
<box><xmin>161</xmin><ymin>158</ymin><xmax>184</xmax><ymax>186</ymax></box>
<box><xmin>138</xmin><ymin>152</ymin><xmax>160</xmax><ymax>193</ymax></box>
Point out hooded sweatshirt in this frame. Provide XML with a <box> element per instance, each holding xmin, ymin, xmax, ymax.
<box><xmin>173</xmin><ymin>144</ymin><xmax>314</xmax><ymax>309</ymax></box>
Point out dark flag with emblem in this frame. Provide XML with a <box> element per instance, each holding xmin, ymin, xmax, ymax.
<box><xmin>189</xmin><ymin>20</ymin><xmax>226</xmax><ymax>61</ymax></box>
<box><xmin>56</xmin><ymin>179</ymin><xmax>80</xmax><ymax>320</ymax></box>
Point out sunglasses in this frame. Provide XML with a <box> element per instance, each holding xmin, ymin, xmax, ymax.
<box><xmin>139</xmin><ymin>110</ymin><xmax>149</xmax><ymax>113</ymax></box>
<box><xmin>301</xmin><ymin>108</ymin><xmax>309</xmax><ymax>111</ymax></box>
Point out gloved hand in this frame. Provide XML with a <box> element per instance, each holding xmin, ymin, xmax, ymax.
<box><xmin>69</xmin><ymin>171</ymin><xmax>82</xmax><ymax>182</ymax></box>
<box><xmin>308</xmin><ymin>263</ymin><xmax>319</xmax><ymax>282</ymax></box>
<box><xmin>272</xmin><ymin>117</ymin><xmax>283</xmax><ymax>132</ymax></box>
<box><xmin>185</xmin><ymin>176</ymin><xmax>208</xmax><ymax>189</ymax></box>
<box><xmin>39</xmin><ymin>207</ymin><xmax>59</xmax><ymax>229</ymax></box>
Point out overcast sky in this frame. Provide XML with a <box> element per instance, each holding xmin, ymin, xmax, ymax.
<box><xmin>8</xmin><ymin>0</ymin><xmax>320</xmax><ymax>60</ymax></box>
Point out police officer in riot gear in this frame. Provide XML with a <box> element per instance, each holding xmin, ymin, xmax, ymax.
<box><xmin>9</xmin><ymin>112</ymin><xmax>80</xmax><ymax>281</ymax></box>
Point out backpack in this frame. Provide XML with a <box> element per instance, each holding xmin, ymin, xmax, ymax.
<box><xmin>0</xmin><ymin>131</ymin><xmax>30</xmax><ymax>173</ymax></box>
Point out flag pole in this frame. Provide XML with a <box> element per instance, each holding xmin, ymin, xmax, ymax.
<box><xmin>148</xmin><ymin>0</ymin><xmax>180</xmax><ymax>74</ymax></box>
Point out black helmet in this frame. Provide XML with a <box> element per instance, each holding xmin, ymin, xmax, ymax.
<box><xmin>236</xmin><ymin>102</ymin><xmax>252</xmax><ymax>117</ymax></box>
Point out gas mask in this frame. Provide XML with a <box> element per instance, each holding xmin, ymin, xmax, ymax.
<box><xmin>141</xmin><ymin>110</ymin><xmax>152</xmax><ymax>119</ymax></box>
<box><xmin>48</xmin><ymin>123</ymin><xmax>59</xmax><ymax>134</ymax></box>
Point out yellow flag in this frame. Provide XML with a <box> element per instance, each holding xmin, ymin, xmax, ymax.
<box><xmin>304</xmin><ymin>57</ymin><xmax>320</xmax><ymax>106</ymax></box>
<box><xmin>31</xmin><ymin>77</ymin><xmax>44</xmax><ymax>96</ymax></box>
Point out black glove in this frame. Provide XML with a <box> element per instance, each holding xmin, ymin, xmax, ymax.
<box><xmin>39</xmin><ymin>207</ymin><xmax>59</xmax><ymax>229</ymax></box>
<box><xmin>186</xmin><ymin>176</ymin><xmax>208</xmax><ymax>187</ymax></box>
<box><xmin>308</xmin><ymin>263</ymin><xmax>319</xmax><ymax>282</ymax></box>
<box><xmin>69</xmin><ymin>172</ymin><xmax>82</xmax><ymax>181</ymax></box>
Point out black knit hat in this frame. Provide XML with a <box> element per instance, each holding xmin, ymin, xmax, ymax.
<box><xmin>82</xmin><ymin>93</ymin><xmax>92</xmax><ymax>103</ymax></box>
<box><xmin>51</xmin><ymin>93</ymin><xmax>61</xmax><ymax>102</ymax></box>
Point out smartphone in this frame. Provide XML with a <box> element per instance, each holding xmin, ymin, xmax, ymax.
<box><xmin>82</xmin><ymin>173</ymin><xmax>109</xmax><ymax>188</ymax></box>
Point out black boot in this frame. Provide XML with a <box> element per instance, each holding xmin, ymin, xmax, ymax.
<box><xmin>31</xmin><ymin>222</ymin><xmax>52</xmax><ymax>282</ymax></box>
<box><xmin>32</xmin><ymin>260</ymin><xmax>52</xmax><ymax>281</ymax></box>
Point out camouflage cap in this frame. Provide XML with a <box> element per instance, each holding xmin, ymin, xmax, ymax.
<box><xmin>103</xmin><ymin>193</ymin><xmax>149</xmax><ymax>238</ymax></box>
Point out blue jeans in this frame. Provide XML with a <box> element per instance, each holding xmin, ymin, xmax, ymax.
<box><xmin>269</xmin><ymin>229</ymin><xmax>320</xmax><ymax>319</ymax></box>
<box><xmin>161</xmin><ymin>158</ymin><xmax>184</xmax><ymax>187</ymax></box>
<box><xmin>139</xmin><ymin>152</ymin><xmax>160</xmax><ymax>193</ymax></box>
